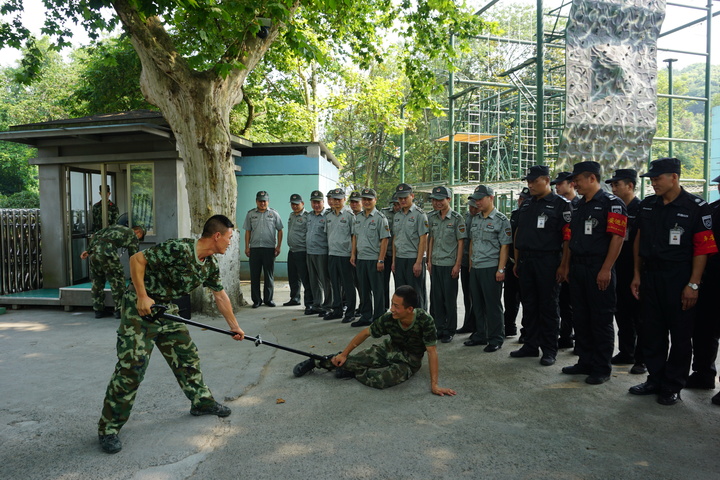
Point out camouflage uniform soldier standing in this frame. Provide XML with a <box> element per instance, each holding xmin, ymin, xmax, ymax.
<box><xmin>285</xmin><ymin>194</ymin><xmax>313</xmax><ymax>309</ymax></box>
<box><xmin>92</xmin><ymin>185</ymin><xmax>120</xmax><ymax>233</ymax></box>
<box><xmin>427</xmin><ymin>186</ymin><xmax>467</xmax><ymax>343</ymax></box>
<box><xmin>464</xmin><ymin>185</ymin><xmax>512</xmax><ymax>352</ymax></box>
<box><xmin>243</xmin><ymin>191</ymin><xmax>284</xmax><ymax>308</ymax></box>
<box><xmin>97</xmin><ymin>215</ymin><xmax>244</xmax><ymax>454</ymax></box>
<box><xmin>81</xmin><ymin>224</ymin><xmax>145</xmax><ymax>319</ymax></box>
<box><xmin>351</xmin><ymin>188</ymin><xmax>390</xmax><ymax>328</ymax></box>
<box><xmin>293</xmin><ymin>285</ymin><xmax>456</xmax><ymax>396</ymax></box>
<box><xmin>392</xmin><ymin>183</ymin><xmax>429</xmax><ymax>309</ymax></box>
<box><xmin>325</xmin><ymin>188</ymin><xmax>356</xmax><ymax>322</ymax></box>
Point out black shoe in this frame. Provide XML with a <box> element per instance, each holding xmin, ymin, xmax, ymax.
<box><xmin>251</xmin><ymin>302</ymin><xmax>261</xmax><ymax>308</ymax></box>
<box><xmin>113</xmin><ymin>310</ymin><xmax>121</xmax><ymax>319</ymax></box>
<box><xmin>562</xmin><ymin>364</ymin><xmax>592</xmax><ymax>375</ymax></box>
<box><xmin>509</xmin><ymin>347</ymin><xmax>539</xmax><ymax>358</ymax></box>
<box><xmin>657</xmin><ymin>392</ymin><xmax>681</xmax><ymax>406</ymax></box>
<box><xmin>540</xmin><ymin>354</ymin><xmax>556</xmax><ymax>366</ymax></box>
<box><xmin>304</xmin><ymin>307</ymin><xmax>314</xmax><ymax>315</ymax></box>
<box><xmin>711</xmin><ymin>392</ymin><xmax>720</xmax><ymax>406</ymax></box>
<box><xmin>354</xmin><ymin>310</ymin><xmax>362</xmax><ymax>317</ymax></box>
<box><xmin>283</xmin><ymin>300</ymin><xmax>301</xmax><ymax>306</ymax></box>
<box><xmin>190</xmin><ymin>401</ymin><xmax>231</xmax><ymax>417</ymax></box>
<box><xmin>94</xmin><ymin>310</ymin><xmax>107</xmax><ymax>319</ymax></box>
<box><xmin>630</xmin><ymin>363</ymin><xmax>647</xmax><ymax>375</ymax></box>
<box><xmin>455</xmin><ymin>327</ymin><xmax>474</xmax><ymax>334</ymax></box>
<box><xmin>440</xmin><ymin>335</ymin><xmax>454</xmax><ymax>344</ymax></box>
<box><xmin>629</xmin><ymin>381</ymin><xmax>661</xmax><ymax>396</ymax></box>
<box><xmin>558</xmin><ymin>338</ymin><xmax>574</xmax><ymax>349</ymax></box>
<box><xmin>686</xmin><ymin>373</ymin><xmax>716</xmax><ymax>390</ymax></box>
<box><xmin>323</xmin><ymin>311</ymin><xmax>343</xmax><ymax>321</ymax></box>
<box><xmin>463</xmin><ymin>339</ymin><xmax>488</xmax><ymax>347</ymax></box>
<box><xmin>518</xmin><ymin>335</ymin><xmax>526</xmax><ymax>344</ymax></box>
<box><xmin>611</xmin><ymin>353</ymin><xmax>635</xmax><ymax>365</ymax></box>
<box><xmin>484</xmin><ymin>344</ymin><xmax>501</xmax><ymax>352</ymax></box>
<box><xmin>264</xmin><ymin>301</ymin><xmax>276</xmax><ymax>307</ymax></box>
<box><xmin>99</xmin><ymin>434</ymin><xmax>122</xmax><ymax>454</ymax></box>
<box><xmin>335</xmin><ymin>368</ymin><xmax>356</xmax><ymax>379</ymax></box>
<box><xmin>351</xmin><ymin>319</ymin><xmax>372</xmax><ymax>327</ymax></box>
<box><xmin>293</xmin><ymin>358</ymin><xmax>316</xmax><ymax>377</ymax></box>
<box><xmin>341</xmin><ymin>316</ymin><xmax>355</xmax><ymax>324</ymax></box>
<box><xmin>585</xmin><ymin>375</ymin><xmax>610</xmax><ymax>385</ymax></box>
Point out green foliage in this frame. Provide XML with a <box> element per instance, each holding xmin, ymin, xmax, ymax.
<box><xmin>0</xmin><ymin>147</ymin><xmax>37</xmax><ymax>196</ymax></box>
<box><xmin>0</xmin><ymin>190</ymin><xmax>40</xmax><ymax>208</ymax></box>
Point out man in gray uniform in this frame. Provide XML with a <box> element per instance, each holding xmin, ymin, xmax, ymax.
<box><xmin>325</xmin><ymin>188</ymin><xmax>356</xmax><ymax>322</ymax></box>
<box><xmin>285</xmin><ymin>194</ymin><xmax>313</xmax><ymax>310</ymax></box>
<box><xmin>427</xmin><ymin>186</ymin><xmax>467</xmax><ymax>343</ymax></box>
<box><xmin>465</xmin><ymin>185</ymin><xmax>512</xmax><ymax>352</ymax></box>
<box><xmin>351</xmin><ymin>188</ymin><xmax>391</xmax><ymax>327</ymax></box>
<box><xmin>457</xmin><ymin>199</ymin><xmax>479</xmax><ymax>334</ymax></box>
<box><xmin>380</xmin><ymin>193</ymin><xmax>400</xmax><ymax>309</ymax></box>
<box><xmin>243</xmin><ymin>191</ymin><xmax>283</xmax><ymax>308</ymax></box>
<box><xmin>392</xmin><ymin>183</ymin><xmax>429</xmax><ymax>309</ymax></box>
<box><xmin>305</xmin><ymin>190</ymin><xmax>332</xmax><ymax>315</ymax></box>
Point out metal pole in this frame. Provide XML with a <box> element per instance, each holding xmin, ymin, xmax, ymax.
<box><xmin>664</xmin><ymin>58</ymin><xmax>677</xmax><ymax>158</ymax></box>
<box><xmin>702</xmin><ymin>0</ymin><xmax>712</xmax><ymax>199</ymax></box>
<box><xmin>535</xmin><ymin>0</ymin><xmax>544</xmax><ymax>166</ymax></box>
<box><xmin>400</xmin><ymin>104</ymin><xmax>406</xmax><ymax>183</ymax></box>
<box><xmin>449</xmin><ymin>33</ymin><xmax>456</xmax><ymax>193</ymax></box>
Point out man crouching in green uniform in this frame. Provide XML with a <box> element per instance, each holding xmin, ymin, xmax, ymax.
<box><xmin>293</xmin><ymin>285</ymin><xmax>456</xmax><ymax>396</ymax></box>
<box><xmin>97</xmin><ymin>215</ymin><xmax>245</xmax><ymax>454</ymax></box>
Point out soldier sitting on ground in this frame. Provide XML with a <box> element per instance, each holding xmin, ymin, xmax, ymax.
<box><xmin>293</xmin><ymin>285</ymin><xmax>456</xmax><ymax>396</ymax></box>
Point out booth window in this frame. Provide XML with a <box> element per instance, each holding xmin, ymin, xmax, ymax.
<box><xmin>129</xmin><ymin>163</ymin><xmax>155</xmax><ymax>236</ymax></box>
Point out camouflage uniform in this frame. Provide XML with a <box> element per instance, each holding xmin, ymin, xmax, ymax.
<box><xmin>86</xmin><ymin>225</ymin><xmax>140</xmax><ymax>313</ymax></box>
<box><xmin>92</xmin><ymin>200</ymin><xmax>120</xmax><ymax>232</ymax></box>
<box><xmin>316</xmin><ymin>309</ymin><xmax>437</xmax><ymax>389</ymax></box>
<box><xmin>98</xmin><ymin>238</ymin><xmax>224</xmax><ymax>436</ymax></box>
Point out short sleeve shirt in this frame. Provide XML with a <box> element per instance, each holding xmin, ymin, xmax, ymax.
<box><xmin>306</xmin><ymin>210</ymin><xmax>329</xmax><ymax>255</ymax></box>
<box><xmin>353</xmin><ymin>208</ymin><xmax>391</xmax><ymax>261</ymax></box>
<box><xmin>88</xmin><ymin>225</ymin><xmax>140</xmax><ymax>258</ymax></box>
<box><xmin>569</xmin><ymin>189</ymin><xmax>627</xmax><ymax>256</ymax></box>
<box><xmin>428</xmin><ymin>208</ymin><xmax>467</xmax><ymax>266</ymax></box>
<box><xmin>287</xmin><ymin>210</ymin><xmax>309</xmax><ymax>252</ymax></box>
<box><xmin>469</xmin><ymin>208</ymin><xmax>512</xmax><ymax>268</ymax></box>
<box><xmin>461</xmin><ymin>211</ymin><xmax>474</xmax><ymax>267</ymax></box>
<box><xmin>369</xmin><ymin>308</ymin><xmax>438</xmax><ymax>357</ymax></box>
<box><xmin>243</xmin><ymin>208</ymin><xmax>283</xmax><ymax>248</ymax></box>
<box><xmin>393</xmin><ymin>204</ymin><xmax>429</xmax><ymax>259</ymax></box>
<box><xmin>515</xmin><ymin>192</ymin><xmax>572</xmax><ymax>253</ymax></box>
<box><xmin>380</xmin><ymin>206</ymin><xmax>396</xmax><ymax>251</ymax></box>
<box><xmin>326</xmin><ymin>206</ymin><xmax>355</xmax><ymax>257</ymax></box>
<box><xmin>138</xmin><ymin>238</ymin><xmax>223</xmax><ymax>303</ymax></box>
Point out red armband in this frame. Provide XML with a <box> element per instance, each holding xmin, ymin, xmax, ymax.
<box><xmin>562</xmin><ymin>223</ymin><xmax>571</xmax><ymax>242</ymax></box>
<box><xmin>606</xmin><ymin>212</ymin><xmax>627</xmax><ymax>237</ymax></box>
<box><xmin>693</xmin><ymin>230</ymin><xmax>718</xmax><ymax>256</ymax></box>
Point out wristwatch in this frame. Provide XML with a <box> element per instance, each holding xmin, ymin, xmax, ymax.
<box><xmin>498</xmin><ymin>268</ymin><xmax>505</xmax><ymax>274</ymax></box>
<box><xmin>687</xmin><ymin>282</ymin><xmax>699</xmax><ymax>291</ymax></box>
<box><xmin>377</xmin><ymin>260</ymin><xmax>384</xmax><ymax>264</ymax></box>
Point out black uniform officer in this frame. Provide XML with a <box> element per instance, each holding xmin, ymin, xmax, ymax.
<box><xmin>629</xmin><ymin>158</ymin><xmax>717</xmax><ymax>405</ymax></box>
<box><xmin>561</xmin><ymin>161</ymin><xmax>627</xmax><ymax>385</ymax></box>
<box><xmin>504</xmin><ymin>187</ymin><xmax>531</xmax><ymax>338</ymax></box>
<box><xmin>688</xmin><ymin>174</ymin><xmax>720</xmax><ymax>399</ymax></box>
<box><xmin>510</xmin><ymin>166</ymin><xmax>572</xmax><ymax>366</ymax></box>
<box><xmin>605</xmin><ymin>169</ymin><xmax>645</xmax><ymax>374</ymax></box>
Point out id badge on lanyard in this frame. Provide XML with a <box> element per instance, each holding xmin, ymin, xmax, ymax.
<box><xmin>584</xmin><ymin>218</ymin><xmax>593</xmax><ymax>235</ymax></box>
<box><xmin>669</xmin><ymin>225</ymin><xmax>682</xmax><ymax>246</ymax></box>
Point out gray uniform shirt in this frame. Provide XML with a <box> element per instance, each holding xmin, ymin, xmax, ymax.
<box><xmin>469</xmin><ymin>208</ymin><xmax>512</xmax><ymax>268</ymax></box>
<box><xmin>428</xmin><ymin>208</ymin><xmax>467</xmax><ymax>267</ymax></box>
<box><xmin>306</xmin><ymin>210</ymin><xmax>328</xmax><ymax>255</ymax></box>
<box><xmin>393</xmin><ymin>203</ymin><xmax>429</xmax><ymax>259</ymax></box>
<box><xmin>243</xmin><ymin>207</ymin><xmax>283</xmax><ymax>248</ymax></box>
<box><xmin>353</xmin><ymin>208</ymin><xmax>391</xmax><ymax>261</ymax></box>
<box><xmin>326</xmin><ymin>206</ymin><xmax>354</xmax><ymax>257</ymax></box>
<box><xmin>380</xmin><ymin>206</ymin><xmax>396</xmax><ymax>255</ymax></box>
<box><xmin>287</xmin><ymin>210</ymin><xmax>310</xmax><ymax>252</ymax></box>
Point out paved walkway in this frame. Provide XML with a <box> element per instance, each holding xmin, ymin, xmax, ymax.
<box><xmin>1</xmin><ymin>282</ymin><xmax>718</xmax><ymax>479</ymax></box>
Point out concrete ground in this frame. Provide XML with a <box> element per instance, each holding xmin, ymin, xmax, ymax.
<box><xmin>1</xmin><ymin>281</ymin><xmax>719</xmax><ymax>480</ymax></box>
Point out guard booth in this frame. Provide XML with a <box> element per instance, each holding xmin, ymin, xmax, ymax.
<box><xmin>0</xmin><ymin>110</ymin><xmax>339</xmax><ymax>308</ymax></box>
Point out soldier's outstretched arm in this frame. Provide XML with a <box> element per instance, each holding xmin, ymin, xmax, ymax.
<box><xmin>130</xmin><ymin>252</ymin><xmax>154</xmax><ymax>317</ymax></box>
<box><xmin>426</xmin><ymin>346</ymin><xmax>457</xmax><ymax>397</ymax></box>
<box><xmin>212</xmin><ymin>290</ymin><xmax>244</xmax><ymax>340</ymax></box>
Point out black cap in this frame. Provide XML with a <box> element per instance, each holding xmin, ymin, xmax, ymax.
<box><xmin>640</xmin><ymin>158</ymin><xmax>682</xmax><ymax>178</ymax></box>
<box><xmin>289</xmin><ymin>193</ymin><xmax>303</xmax><ymax>204</ymax></box>
<box><xmin>429</xmin><ymin>186</ymin><xmax>452</xmax><ymax>199</ymax></box>
<box><xmin>349</xmin><ymin>190</ymin><xmax>361</xmax><ymax>201</ymax></box>
<box><xmin>605</xmin><ymin>169</ymin><xmax>638</xmax><ymax>184</ymax></box>
<box><xmin>328</xmin><ymin>188</ymin><xmax>346</xmax><ymax>199</ymax></box>
<box><xmin>521</xmin><ymin>165</ymin><xmax>550</xmax><ymax>181</ymax></box>
<box><xmin>389</xmin><ymin>193</ymin><xmax>399</xmax><ymax>205</ymax></box>
<box><xmin>466</xmin><ymin>198</ymin><xmax>478</xmax><ymax>207</ymax></box>
<box><xmin>256</xmin><ymin>190</ymin><xmax>269</xmax><ymax>201</ymax></box>
<box><xmin>550</xmin><ymin>171</ymin><xmax>573</xmax><ymax>186</ymax></box>
<box><xmin>469</xmin><ymin>185</ymin><xmax>494</xmax><ymax>200</ymax></box>
<box><xmin>360</xmin><ymin>188</ymin><xmax>377</xmax><ymax>199</ymax></box>
<box><xmin>310</xmin><ymin>190</ymin><xmax>324</xmax><ymax>201</ymax></box>
<box><xmin>568</xmin><ymin>161</ymin><xmax>601</xmax><ymax>180</ymax></box>
<box><xmin>394</xmin><ymin>183</ymin><xmax>413</xmax><ymax>197</ymax></box>
<box><xmin>712</xmin><ymin>175</ymin><xmax>720</xmax><ymax>184</ymax></box>
<box><xmin>519</xmin><ymin>187</ymin><xmax>531</xmax><ymax>199</ymax></box>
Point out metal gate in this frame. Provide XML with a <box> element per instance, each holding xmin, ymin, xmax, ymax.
<box><xmin>0</xmin><ymin>209</ymin><xmax>42</xmax><ymax>295</ymax></box>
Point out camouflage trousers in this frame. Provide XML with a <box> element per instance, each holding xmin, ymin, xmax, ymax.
<box><xmin>317</xmin><ymin>339</ymin><xmax>423</xmax><ymax>389</ymax></box>
<box><xmin>98</xmin><ymin>295</ymin><xmax>216</xmax><ymax>435</ymax></box>
<box><xmin>89</xmin><ymin>252</ymin><xmax>126</xmax><ymax>312</ymax></box>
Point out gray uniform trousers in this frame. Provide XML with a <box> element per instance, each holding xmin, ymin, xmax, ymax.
<box><xmin>249</xmin><ymin>247</ymin><xmax>275</xmax><ymax>304</ymax></box>
<box><xmin>307</xmin><ymin>253</ymin><xmax>332</xmax><ymax>311</ymax></box>
<box><xmin>394</xmin><ymin>257</ymin><xmax>427</xmax><ymax>309</ymax></box>
<box><xmin>356</xmin><ymin>259</ymin><xmax>386</xmax><ymax>323</ymax></box>
<box><xmin>430</xmin><ymin>265</ymin><xmax>459</xmax><ymax>337</ymax></box>
<box><xmin>328</xmin><ymin>255</ymin><xmax>356</xmax><ymax>315</ymax></box>
<box><xmin>469</xmin><ymin>266</ymin><xmax>505</xmax><ymax>346</ymax></box>
<box><xmin>287</xmin><ymin>250</ymin><xmax>313</xmax><ymax>306</ymax></box>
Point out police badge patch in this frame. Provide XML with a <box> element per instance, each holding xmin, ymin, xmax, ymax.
<box><xmin>611</xmin><ymin>205</ymin><xmax>622</xmax><ymax>214</ymax></box>
<box><xmin>703</xmin><ymin>215</ymin><xmax>713</xmax><ymax>230</ymax></box>
<box><xmin>563</xmin><ymin>211</ymin><xmax>572</xmax><ymax>222</ymax></box>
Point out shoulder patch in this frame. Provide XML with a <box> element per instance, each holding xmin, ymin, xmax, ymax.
<box><xmin>611</xmin><ymin>205</ymin><xmax>622</xmax><ymax>214</ymax></box>
<box><xmin>703</xmin><ymin>215</ymin><xmax>713</xmax><ymax>230</ymax></box>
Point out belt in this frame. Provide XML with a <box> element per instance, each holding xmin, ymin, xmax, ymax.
<box><xmin>521</xmin><ymin>250</ymin><xmax>561</xmax><ymax>258</ymax></box>
<box><xmin>571</xmin><ymin>255</ymin><xmax>604</xmax><ymax>265</ymax></box>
